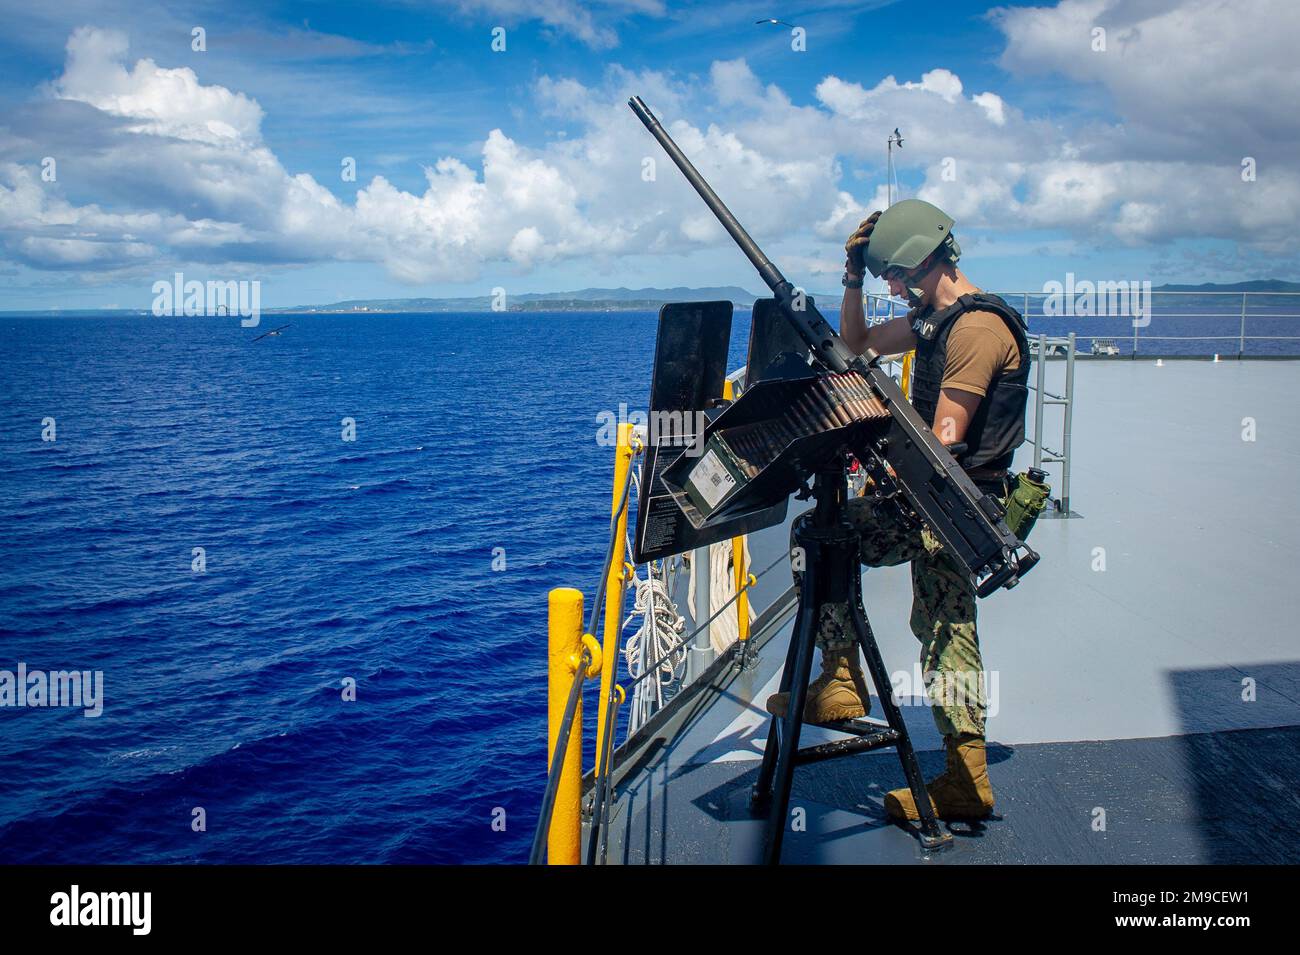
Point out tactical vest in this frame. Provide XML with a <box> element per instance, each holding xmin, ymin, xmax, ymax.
<box><xmin>909</xmin><ymin>292</ymin><xmax>1030</xmax><ymax>472</ymax></box>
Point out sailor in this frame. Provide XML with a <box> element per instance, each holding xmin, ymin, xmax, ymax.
<box><xmin>765</xmin><ymin>199</ymin><xmax>1029</xmax><ymax>823</ymax></box>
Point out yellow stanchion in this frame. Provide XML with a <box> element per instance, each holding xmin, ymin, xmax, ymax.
<box><xmin>721</xmin><ymin>378</ymin><xmax>751</xmax><ymax>645</ymax></box>
<box><xmin>595</xmin><ymin>423</ymin><xmax>635</xmax><ymax>775</ymax></box>
<box><xmin>722</xmin><ymin>378</ymin><xmax>751</xmax><ymax>645</ymax></box>
<box><xmin>900</xmin><ymin>351</ymin><xmax>914</xmax><ymax>400</ymax></box>
<box><xmin>733</xmin><ymin>536</ymin><xmax>749</xmax><ymax>643</ymax></box>
<box><xmin>546</xmin><ymin>587</ymin><xmax>586</xmax><ymax>865</ymax></box>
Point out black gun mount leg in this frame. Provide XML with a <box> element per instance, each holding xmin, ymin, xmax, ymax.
<box><xmin>750</xmin><ymin>464</ymin><xmax>953</xmax><ymax>863</ymax></box>
<box><xmin>848</xmin><ymin>570</ymin><xmax>950</xmax><ymax>850</ymax></box>
<box><xmin>751</xmin><ymin>584</ymin><xmax>805</xmax><ymax>814</ymax></box>
<box><xmin>752</xmin><ymin>538</ymin><xmax>818</xmax><ymax>863</ymax></box>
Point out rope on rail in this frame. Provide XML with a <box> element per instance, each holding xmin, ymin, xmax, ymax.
<box><xmin>707</xmin><ymin>536</ymin><xmax>754</xmax><ymax>655</ymax></box>
<box><xmin>584</xmin><ymin>547</ymin><xmax>792</xmax><ymax>864</ymax></box>
<box><xmin>623</xmin><ymin>549</ymin><xmax>790</xmax><ymax>693</ymax></box>
<box><xmin>623</xmin><ymin>570</ymin><xmax>686</xmax><ymax>733</ymax></box>
<box><xmin>620</xmin><ymin>467</ymin><xmax>687</xmax><ymax>735</ymax></box>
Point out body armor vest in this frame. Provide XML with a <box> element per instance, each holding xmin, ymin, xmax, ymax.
<box><xmin>909</xmin><ymin>292</ymin><xmax>1030</xmax><ymax>473</ymax></box>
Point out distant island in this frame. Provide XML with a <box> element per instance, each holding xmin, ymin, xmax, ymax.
<box><xmin>5</xmin><ymin>280</ymin><xmax>1298</xmax><ymax>316</ymax></box>
<box><xmin>1150</xmin><ymin>280</ymin><xmax>1300</xmax><ymax>294</ymax></box>
<box><xmin>266</xmin><ymin>279</ymin><xmax>1300</xmax><ymax>313</ymax></box>
<box><xmin>271</xmin><ymin>286</ymin><xmax>778</xmax><ymax>313</ymax></box>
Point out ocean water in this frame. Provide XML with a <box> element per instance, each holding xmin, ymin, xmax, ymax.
<box><xmin>0</xmin><ymin>311</ymin><xmax>754</xmax><ymax>865</ymax></box>
<box><xmin>0</xmin><ymin>304</ymin><xmax>1294</xmax><ymax>865</ymax></box>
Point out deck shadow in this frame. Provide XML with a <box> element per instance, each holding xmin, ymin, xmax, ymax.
<box><xmin>1166</xmin><ymin>662</ymin><xmax>1300</xmax><ymax>864</ymax></box>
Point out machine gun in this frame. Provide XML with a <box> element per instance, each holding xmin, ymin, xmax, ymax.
<box><xmin>627</xmin><ymin>95</ymin><xmax>1037</xmax><ymax>598</ymax></box>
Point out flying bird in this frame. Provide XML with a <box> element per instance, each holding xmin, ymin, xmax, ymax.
<box><xmin>251</xmin><ymin>323</ymin><xmax>292</xmax><ymax>342</ymax></box>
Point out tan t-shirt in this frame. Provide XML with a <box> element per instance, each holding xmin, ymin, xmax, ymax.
<box><xmin>940</xmin><ymin>309</ymin><xmax>1021</xmax><ymax>398</ymax></box>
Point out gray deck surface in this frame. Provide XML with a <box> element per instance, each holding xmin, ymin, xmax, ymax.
<box><xmin>599</xmin><ymin>359</ymin><xmax>1300</xmax><ymax>864</ymax></box>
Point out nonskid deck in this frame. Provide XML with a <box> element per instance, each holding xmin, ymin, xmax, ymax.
<box><xmin>596</xmin><ymin>359</ymin><xmax>1300</xmax><ymax>864</ymax></box>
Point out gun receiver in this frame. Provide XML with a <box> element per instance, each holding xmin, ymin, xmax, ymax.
<box><xmin>628</xmin><ymin>95</ymin><xmax>1037</xmax><ymax>596</ymax></box>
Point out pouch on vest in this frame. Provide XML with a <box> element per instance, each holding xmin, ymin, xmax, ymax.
<box><xmin>1003</xmin><ymin>468</ymin><xmax>1051</xmax><ymax>541</ymax></box>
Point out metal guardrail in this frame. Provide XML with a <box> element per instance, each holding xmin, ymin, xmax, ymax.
<box><xmin>868</xmin><ymin>290</ymin><xmax>1300</xmax><ymax>357</ymax></box>
<box><xmin>531</xmin><ymin>423</ymin><xmax>638</xmax><ymax>866</ymax></box>
<box><xmin>534</xmin><ymin>396</ymin><xmax>776</xmax><ymax>865</ymax></box>
<box><xmin>531</xmin><ymin>591</ymin><xmax>598</xmax><ymax>866</ymax></box>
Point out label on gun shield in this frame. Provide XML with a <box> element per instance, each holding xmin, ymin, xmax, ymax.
<box><xmin>688</xmin><ymin>448</ymin><xmax>736</xmax><ymax>509</ymax></box>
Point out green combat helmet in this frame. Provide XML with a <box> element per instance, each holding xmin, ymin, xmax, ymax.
<box><xmin>863</xmin><ymin>198</ymin><xmax>962</xmax><ymax>301</ymax></box>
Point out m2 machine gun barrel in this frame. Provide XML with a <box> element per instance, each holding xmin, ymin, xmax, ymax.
<box><xmin>627</xmin><ymin>95</ymin><xmax>862</xmax><ymax>375</ymax></box>
<box><xmin>627</xmin><ymin>95</ymin><xmax>1039</xmax><ymax>597</ymax></box>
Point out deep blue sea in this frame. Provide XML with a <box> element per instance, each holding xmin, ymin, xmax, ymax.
<box><xmin>0</xmin><ymin>303</ymin><xmax>1295</xmax><ymax>865</ymax></box>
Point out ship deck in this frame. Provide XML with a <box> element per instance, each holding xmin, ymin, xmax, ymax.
<box><xmin>593</xmin><ymin>358</ymin><xmax>1300</xmax><ymax>864</ymax></box>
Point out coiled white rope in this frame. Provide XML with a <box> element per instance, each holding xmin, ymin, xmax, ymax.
<box><xmin>705</xmin><ymin>536</ymin><xmax>755</xmax><ymax>655</ymax></box>
<box><xmin>618</xmin><ymin>452</ymin><xmax>756</xmax><ymax>732</ymax></box>
<box><xmin>621</xmin><ymin>469</ymin><xmax>688</xmax><ymax>734</ymax></box>
<box><xmin>623</xmin><ymin>571</ymin><xmax>686</xmax><ymax>678</ymax></box>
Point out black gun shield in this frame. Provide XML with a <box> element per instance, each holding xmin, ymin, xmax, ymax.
<box><xmin>747</xmin><ymin>297</ymin><xmax>812</xmax><ymax>385</ymax></box>
<box><xmin>633</xmin><ymin>301</ymin><xmax>787</xmax><ymax>563</ymax></box>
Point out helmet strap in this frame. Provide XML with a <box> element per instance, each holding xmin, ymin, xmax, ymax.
<box><xmin>904</xmin><ymin>251</ymin><xmax>943</xmax><ymax>304</ymax></box>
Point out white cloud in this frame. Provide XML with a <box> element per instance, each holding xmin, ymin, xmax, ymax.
<box><xmin>1</xmin><ymin>28</ymin><xmax>634</xmax><ymax>281</ymax></box>
<box><xmin>979</xmin><ymin>0</ymin><xmax>1300</xmax><ymax>247</ymax></box>
<box><xmin>812</xmin><ymin>70</ymin><xmax>1035</xmax><ymax>165</ymax></box>
<box><xmin>972</xmin><ymin>92</ymin><xmax>1006</xmax><ymax>127</ymax></box>
<box><xmin>448</xmin><ymin>0</ymin><xmax>667</xmax><ymax>50</ymax></box>
<box><xmin>815</xmin><ymin>185</ymin><xmax>890</xmax><ymax>242</ymax></box>
<box><xmin>54</xmin><ymin>26</ymin><xmax>264</xmax><ymax>146</ymax></box>
<box><xmin>2</xmin><ymin>10</ymin><xmax>1298</xmax><ymax>291</ymax></box>
<box><xmin>711</xmin><ymin>58</ymin><xmax>763</xmax><ymax>105</ymax></box>
<box><xmin>993</xmin><ymin>0</ymin><xmax>1300</xmax><ymax>154</ymax></box>
<box><xmin>912</xmin><ymin>68</ymin><xmax>963</xmax><ymax>103</ymax></box>
<box><xmin>819</xmin><ymin>69</ymin><xmax>967</xmax><ymax>113</ymax></box>
<box><xmin>6</xmin><ymin>29</ymin><xmax>858</xmax><ymax>283</ymax></box>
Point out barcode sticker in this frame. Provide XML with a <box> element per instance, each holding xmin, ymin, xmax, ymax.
<box><xmin>688</xmin><ymin>449</ymin><xmax>735</xmax><ymax>509</ymax></box>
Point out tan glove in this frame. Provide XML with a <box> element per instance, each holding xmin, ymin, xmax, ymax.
<box><xmin>844</xmin><ymin>211</ymin><xmax>882</xmax><ymax>275</ymax></box>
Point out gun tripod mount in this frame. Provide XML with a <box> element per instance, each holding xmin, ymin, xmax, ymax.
<box><xmin>749</xmin><ymin>462</ymin><xmax>951</xmax><ymax>863</ymax></box>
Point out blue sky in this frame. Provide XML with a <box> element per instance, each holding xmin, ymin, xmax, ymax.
<box><xmin>1</xmin><ymin>0</ymin><xmax>1297</xmax><ymax>309</ymax></box>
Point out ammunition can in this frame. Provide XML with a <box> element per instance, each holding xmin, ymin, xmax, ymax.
<box><xmin>682</xmin><ymin>432</ymin><xmax>749</xmax><ymax>518</ymax></box>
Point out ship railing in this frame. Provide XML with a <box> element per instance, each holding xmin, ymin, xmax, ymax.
<box><xmin>1113</xmin><ymin>290</ymin><xmax>1300</xmax><ymax>358</ymax></box>
<box><xmin>533</xmin><ymin>408</ymin><xmax>788</xmax><ymax>865</ymax></box>
<box><xmin>869</xmin><ymin>290</ymin><xmax>1300</xmax><ymax>358</ymax></box>
<box><xmin>529</xmin><ymin>421</ymin><xmax>640</xmax><ymax>866</ymax></box>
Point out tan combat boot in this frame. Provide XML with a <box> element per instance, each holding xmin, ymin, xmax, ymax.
<box><xmin>883</xmin><ymin>733</ymin><xmax>995</xmax><ymax>821</ymax></box>
<box><xmin>765</xmin><ymin>640</ymin><xmax>872</xmax><ymax>723</ymax></box>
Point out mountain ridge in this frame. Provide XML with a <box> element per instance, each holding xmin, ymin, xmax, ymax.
<box><xmin>4</xmin><ymin>280</ymin><xmax>1298</xmax><ymax>316</ymax></box>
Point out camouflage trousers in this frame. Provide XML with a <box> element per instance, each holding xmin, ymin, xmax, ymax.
<box><xmin>792</xmin><ymin>497</ymin><xmax>986</xmax><ymax>738</ymax></box>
